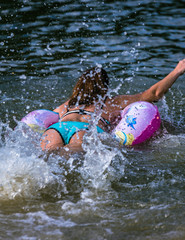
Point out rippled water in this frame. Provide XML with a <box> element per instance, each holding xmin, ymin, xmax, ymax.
<box><xmin>0</xmin><ymin>0</ymin><xmax>185</xmax><ymax>239</ymax></box>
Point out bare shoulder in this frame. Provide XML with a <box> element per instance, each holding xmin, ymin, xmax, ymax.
<box><xmin>53</xmin><ymin>100</ymin><xmax>69</xmax><ymax>115</ymax></box>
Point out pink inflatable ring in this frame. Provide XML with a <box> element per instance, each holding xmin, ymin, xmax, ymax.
<box><xmin>112</xmin><ymin>101</ymin><xmax>161</xmax><ymax>146</ymax></box>
<box><xmin>21</xmin><ymin>109</ymin><xmax>59</xmax><ymax>133</ymax></box>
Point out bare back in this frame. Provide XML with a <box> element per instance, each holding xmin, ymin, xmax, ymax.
<box><xmin>53</xmin><ymin>93</ymin><xmax>143</xmax><ymax>132</ymax></box>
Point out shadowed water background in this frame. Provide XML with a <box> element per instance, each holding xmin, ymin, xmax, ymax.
<box><xmin>0</xmin><ymin>0</ymin><xmax>185</xmax><ymax>239</ymax></box>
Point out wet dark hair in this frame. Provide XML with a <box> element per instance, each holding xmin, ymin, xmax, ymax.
<box><xmin>68</xmin><ymin>67</ymin><xmax>109</xmax><ymax>107</ymax></box>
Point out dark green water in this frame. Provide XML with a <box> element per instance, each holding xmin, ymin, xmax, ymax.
<box><xmin>0</xmin><ymin>0</ymin><xmax>185</xmax><ymax>239</ymax></box>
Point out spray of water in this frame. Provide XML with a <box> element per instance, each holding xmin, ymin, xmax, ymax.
<box><xmin>0</xmin><ymin>113</ymin><xmax>127</xmax><ymax>202</ymax></box>
<box><xmin>0</xmin><ymin>121</ymin><xmax>68</xmax><ymax>200</ymax></box>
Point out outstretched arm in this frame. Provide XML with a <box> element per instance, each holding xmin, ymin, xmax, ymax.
<box><xmin>112</xmin><ymin>59</ymin><xmax>185</xmax><ymax>108</ymax></box>
<box><xmin>140</xmin><ymin>59</ymin><xmax>185</xmax><ymax>102</ymax></box>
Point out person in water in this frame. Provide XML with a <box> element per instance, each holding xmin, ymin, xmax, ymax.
<box><xmin>41</xmin><ymin>59</ymin><xmax>185</xmax><ymax>152</ymax></box>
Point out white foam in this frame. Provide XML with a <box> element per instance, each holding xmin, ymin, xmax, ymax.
<box><xmin>0</xmin><ymin>122</ymin><xmax>67</xmax><ymax>200</ymax></box>
<box><xmin>0</xmin><ymin>146</ymin><xmax>55</xmax><ymax>200</ymax></box>
<box><xmin>0</xmin><ymin>116</ymin><xmax>127</xmax><ymax>201</ymax></box>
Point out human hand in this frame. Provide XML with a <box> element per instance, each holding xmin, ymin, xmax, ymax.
<box><xmin>174</xmin><ymin>59</ymin><xmax>185</xmax><ymax>75</ymax></box>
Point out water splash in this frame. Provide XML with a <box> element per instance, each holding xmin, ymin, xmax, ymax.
<box><xmin>81</xmin><ymin>127</ymin><xmax>126</xmax><ymax>190</ymax></box>
<box><xmin>0</xmin><ymin>147</ymin><xmax>53</xmax><ymax>199</ymax></box>
<box><xmin>0</xmin><ymin>121</ymin><xmax>67</xmax><ymax>200</ymax></box>
<box><xmin>0</xmin><ymin>117</ymin><xmax>127</xmax><ymax>201</ymax></box>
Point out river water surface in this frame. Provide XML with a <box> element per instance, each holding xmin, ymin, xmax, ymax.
<box><xmin>0</xmin><ymin>0</ymin><xmax>185</xmax><ymax>239</ymax></box>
